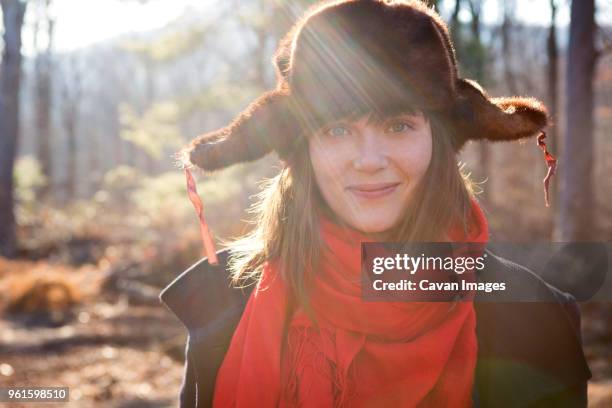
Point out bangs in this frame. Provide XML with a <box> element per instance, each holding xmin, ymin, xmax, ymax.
<box><xmin>291</xmin><ymin>86</ymin><xmax>427</xmax><ymax>137</ymax></box>
<box><xmin>339</xmin><ymin>106</ymin><xmax>425</xmax><ymax>127</ymax></box>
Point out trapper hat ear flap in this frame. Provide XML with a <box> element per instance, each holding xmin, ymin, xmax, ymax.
<box><xmin>450</xmin><ymin>78</ymin><xmax>550</xmax><ymax>151</ymax></box>
<box><xmin>177</xmin><ymin>89</ymin><xmax>298</xmax><ymax>173</ymax></box>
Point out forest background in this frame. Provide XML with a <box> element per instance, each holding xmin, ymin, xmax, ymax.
<box><xmin>0</xmin><ymin>0</ymin><xmax>611</xmax><ymax>406</ymax></box>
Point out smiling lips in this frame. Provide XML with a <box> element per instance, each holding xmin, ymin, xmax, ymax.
<box><xmin>347</xmin><ymin>182</ymin><xmax>401</xmax><ymax>199</ymax></box>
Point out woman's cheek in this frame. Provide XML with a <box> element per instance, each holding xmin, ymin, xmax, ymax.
<box><xmin>395</xmin><ymin>137</ymin><xmax>432</xmax><ymax>176</ymax></box>
<box><xmin>312</xmin><ymin>145</ymin><xmax>345</xmax><ymax>182</ymax></box>
<box><xmin>311</xmin><ymin>150</ymin><xmax>338</xmax><ymax>197</ymax></box>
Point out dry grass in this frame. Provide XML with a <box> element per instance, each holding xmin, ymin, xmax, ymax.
<box><xmin>0</xmin><ymin>260</ymin><xmax>104</xmax><ymax>317</ymax></box>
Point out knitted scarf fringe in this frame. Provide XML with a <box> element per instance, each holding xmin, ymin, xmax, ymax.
<box><xmin>283</xmin><ymin>324</ymin><xmax>358</xmax><ymax>407</ymax></box>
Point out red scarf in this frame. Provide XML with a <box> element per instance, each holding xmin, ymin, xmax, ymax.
<box><xmin>213</xmin><ymin>199</ymin><xmax>489</xmax><ymax>407</ymax></box>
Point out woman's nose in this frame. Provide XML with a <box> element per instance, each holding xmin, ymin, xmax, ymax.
<box><xmin>352</xmin><ymin>132</ymin><xmax>389</xmax><ymax>171</ymax></box>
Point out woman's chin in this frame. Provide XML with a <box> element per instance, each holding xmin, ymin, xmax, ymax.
<box><xmin>349</xmin><ymin>217</ymin><xmax>398</xmax><ymax>237</ymax></box>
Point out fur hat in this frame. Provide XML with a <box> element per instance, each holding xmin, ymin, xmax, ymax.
<box><xmin>179</xmin><ymin>0</ymin><xmax>550</xmax><ymax>172</ymax></box>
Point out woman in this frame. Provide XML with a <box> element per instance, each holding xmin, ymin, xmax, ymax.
<box><xmin>160</xmin><ymin>1</ymin><xmax>591</xmax><ymax>407</ymax></box>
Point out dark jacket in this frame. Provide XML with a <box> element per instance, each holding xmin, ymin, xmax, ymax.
<box><xmin>159</xmin><ymin>248</ymin><xmax>592</xmax><ymax>408</ymax></box>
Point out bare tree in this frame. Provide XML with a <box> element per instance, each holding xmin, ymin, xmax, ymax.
<box><xmin>238</xmin><ymin>0</ymin><xmax>311</xmax><ymax>90</ymax></box>
<box><xmin>466</xmin><ymin>0</ymin><xmax>491</xmax><ymax>204</ymax></box>
<box><xmin>501</xmin><ymin>0</ymin><xmax>519</xmax><ymax>95</ymax></box>
<box><xmin>466</xmin><ymin>0</ymin><xmax>485</xmax><ymax>80</ymax></box>
<box><xmin>94</xmin><ymin>49</ymin><xmax>129</xmax><ymax>169</ymax></box>
<box><xmin>0</xmin><ymin>0</ymin><xmax>28</xmax><ymax>258</ymax></box>
<box><xmin>33</xmin><ymin>0</ymin><xmax>55</xmax><ymax>200</ymax></box>
<box><xmin>119</xmin><ymin>18</ymin><xmax>221</xmax><ymax>174</ymax></box>
<box><xmin>546</xmin><ymin>0</ymin><xmax>559</xmax><ymax>206</ymax></box>
<box><xmin>450</xmin><ymin>0</ymin><xmax>463</xmax><ymax>48</ymax></box>
<box><xmin>58</xmin><ymin>55</ymin><xmax>83</xmax><ymax>201</ymax></box>
<box><xmin>554</xmin><ymin>0</ymin><xmax>596</xmax><ymax>241</ymax></box>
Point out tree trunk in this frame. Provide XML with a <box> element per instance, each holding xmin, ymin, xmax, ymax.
<box><xmin>59</xmin><ymin>55</ymin><xmax>82</xmax><ymax>202</ymax></box>
<box><xmin>501</xmin><ymin>0</ymin><xmax>519</xmax><ymax>95</ymax></box>
<box><xmin>35</xmin><ymin>11</ymin><xmax>55</xmax><ymax>200</ymax></box>
<box><xmin>65</xmin><ymin>115</ymin><xmax>77</xmax><ymax>200</ymax></box>
<box><xmin>144</xmin><ymin>59</ymin><xmax>155</xmax><ymax>174</ymax></box>
<box><xmin>109</xmin><ymin>103</ymin><xmax>123</xmax><ymax>167</ymax></box>
<box><xmin>88</xmin><ymin>131</ymin><xmax>100</xmax><ymax>197</ymax></box>
<box><xmin>546</xmin><ymin>0</ymin><xmax>559</xmax><ymax>211</ymax></box>
<box><xmin>554</xmin><ymin>0</ymin><xmax>596</xmax><ymax>241</ymax></box>
<box><xmin>450</xmin><ymin>0</ymin><xmax>462</xmax><ymax>49</ymax></box>
<box><xmin>467</xmin><ymin>0</ymin><xmax>490</xmax><ymax>205</ymax></box>
<box><xmin>0</xmin><ymin>0</ymin><xmax>27</xmax><ymax>258</ymax></box>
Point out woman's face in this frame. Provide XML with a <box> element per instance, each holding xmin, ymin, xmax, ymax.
<box><xmin>309</xmin><ymin>110</ymin><xmax>433</xmax><ymax>235</ymax></box>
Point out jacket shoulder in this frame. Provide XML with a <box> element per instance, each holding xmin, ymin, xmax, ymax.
<box><xmin>477</xmin><ymin>249</ymin><xmax>575</xmax><ymax>303</ymax></box>
<box><xmin>159</xmin><ymin>249</ymin><xmax>254</xmax><ymax>340</ymax></box>
<box><xmin>159</xmin><ymin>249</ymin><xmax>254</xmax><ymax>407</ymax></box>
<box><xmin>474</xmin><ymin>249</ymin><xmax>591</xmax><ymax>407</ymax></box>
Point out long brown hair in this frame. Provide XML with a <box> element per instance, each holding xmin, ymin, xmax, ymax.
<box><xmin>220</xmin><ymin>111</ymin><xmax>477</xmax><ymax>320</ymax></box>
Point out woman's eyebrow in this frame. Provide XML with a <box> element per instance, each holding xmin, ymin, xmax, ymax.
<box><xmin>361</xmin><ymin>112</ymin><xmax>399</xmax><ymax>124</ymax></box>
<box><xmin>392</xmin><ymin>109</ymin><xmax>422</xmax><ymax>118</ymax></box>
<box><xmin>367</xmin><ymin>110</ymin><xmax>422</xmax><ymax>124</ymax></box>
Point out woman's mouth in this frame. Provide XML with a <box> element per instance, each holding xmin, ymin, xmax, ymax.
<box><xmin>347</xmin><ymin>183</ymin><xmax>401</xmax><ymax>199</ymax></box>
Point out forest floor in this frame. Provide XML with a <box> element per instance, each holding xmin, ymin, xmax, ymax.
<box><xmin>0</xmin><ymin>257</ymin><xmax>186</xmax><ymax>407</ymax></box>
<box><xmin>0</xmin><ymin>258</ymin><xmax>611</xmax><ymax>407</ymax></box>
<box><xmin>0</xmin><ymin>301</ymin><xmax>185</xmax><ymax>407</ymax></box>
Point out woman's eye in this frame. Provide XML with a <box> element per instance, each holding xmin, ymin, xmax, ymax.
<box><xmin>325</xmin><ymin>126</ymin><xmax>350</xmax><ymax>137</ymax></box>
<box><xmin>386</xmin><ymin>122</ymin><xmax>412</xmax><ymax>133</ymax></box>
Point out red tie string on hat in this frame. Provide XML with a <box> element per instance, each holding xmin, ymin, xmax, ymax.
<box><xmin>537</xmin><ymin>131</ymin><xmax>557</xmax><ymax>208</ymax></box>
<box><xmin>185</xmin><ymin>168</ymin><xmax>219</xmax><ymax>265</ymax></box>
